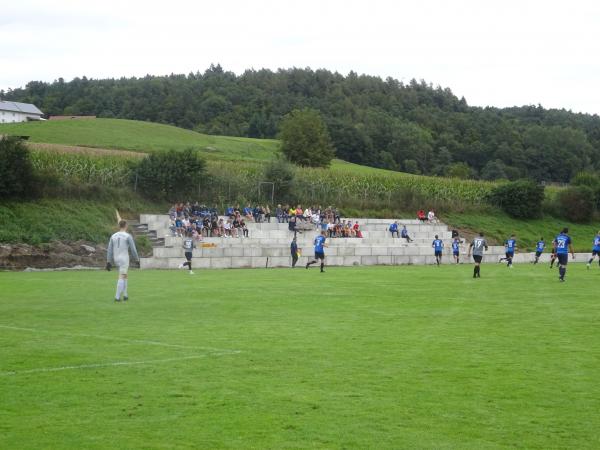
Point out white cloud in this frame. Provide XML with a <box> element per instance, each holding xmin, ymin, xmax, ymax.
<box><xmin>1</xmin><ymin>0</ymin><xmax>599</xmax><ymax>114</ymax></box>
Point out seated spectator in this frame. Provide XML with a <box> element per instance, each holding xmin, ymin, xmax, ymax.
<box><xmin>417</xmin><ymin>209</ymin><xmax>427</xmax><ymax>222</ymax></box>
<box><xmin>389</xmin><ymin>221</ymin><xmax>399</xmax><ymax>238</ymax></box>
<box><xmin>295</xmin><ymin>205</ymin><xmax>303</xmax><ymax>220</ymax></box>
<box><xmin>243</xmin><ymin>204</ymin><xmax>254</xmax><ymax>221</ymax></box>
<box><xmin>217</xmin><ymin>218</ymin><xmax>225</xmax><ymax>237</ymax></box>
<box><xmin>288</xmin><ymin>205</ymin><xmax>296</xmax><ymax>219</ymax></box>
<box><xmin>225</xmin><ymin>206</ymin><xmax>234</xmax><ymax>217</ymax></box>
<box><xmin>353</xmin><ymin>221</ymin><xmax>363</xmax><ymax>238</ymax></box>
<box><xmin>175</xmin><ymin>217</ymin><xmax>184</xmax><ymax>237</ymax></box>
<box><xmin>223</xmin><ymin>219</ymin><xmax>232</xmax><ymax>237</ymax></box>
<box><xmin>232</xmin><ymin>216</ymin><xmax>241</xmax><ymax>238</ymax></box>
<box><xmin>276</xmin><ymin>204</ymin><xmax>283</xmax><ymax>223</ymax></box>
<box><xmin>401</xmin><ymin>225</ymin><xmax>413</xmax><ymax>243</ymax></box>
<box><xmin>264</xmin><ymin>205</ymin><xmax>271</xmax><ymax>223</ymax></box>
<box><xmin>427</xmin><ymin>210</ymin><xmax>438</xmax><ymax>223</ymax></box>
<box><xmin>240</xmin><ymin>219</ymin><xmax>249</xmax><ymax>237</ymax></box>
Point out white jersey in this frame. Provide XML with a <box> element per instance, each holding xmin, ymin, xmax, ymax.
<box><xmin>107</xmin><ymin>231</ymin><xmax>139</xmax><ymax>266</ymax></box>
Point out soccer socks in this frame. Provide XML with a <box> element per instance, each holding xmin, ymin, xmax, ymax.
<box><xmin>559</xmin><ymin>266</ymin><xmax>566</xmax><ymax>280</ymax></box>
<box><xmin>115</xmin><ymin>279</ymin><xmax>125</xmax><ymax>300</ymax></box>
<box><xmin>123</xmin><ymin>279</ymin><xmax>128</xmax><ymax>298</ymax></box>
<box><xmin>320</xmin><ymin>262</ymin><xmax>324</xmax><ymax>272</ymax></box>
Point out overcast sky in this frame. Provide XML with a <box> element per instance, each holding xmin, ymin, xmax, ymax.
<box><xmin>1</xmin><ymin>0</ymin><xmax>599</xmax><ymax>115</ymax></box>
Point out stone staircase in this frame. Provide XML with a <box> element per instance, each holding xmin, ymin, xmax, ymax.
<box><xmin>138</xmin><ymin>214</ymin><xmax>540</xmax><ymax>269</ymax></box>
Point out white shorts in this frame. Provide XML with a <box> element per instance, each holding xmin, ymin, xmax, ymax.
<box><xmin>114</xmin><ymin>258</ymin><xmax>129</xmax><ymax>275</ymax></box>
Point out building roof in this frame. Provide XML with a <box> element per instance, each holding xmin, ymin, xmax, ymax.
<box><xmin>0</xmin><ymin>100</ymin><xmax>44</xmax><ymax>115</ymax></box>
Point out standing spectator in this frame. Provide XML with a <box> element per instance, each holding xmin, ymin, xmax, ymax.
<box><xmin>264</xmin><ymin>205</ymin><xmax>271</xmax><ymax>222</ymax></box>
<box><xmin>240</xmin><ymin>219</ymin><xmax>249</xmax><ymax>237</ymax></box>
<box><xmin>275</xmin><ymin>204</ymin><xmax>283</xmax><ymax>223</ymax></box>
<box><xmin>290</xmin><ymin>237</ymin><xmax>299</xmax><ymax>268</ymax></box>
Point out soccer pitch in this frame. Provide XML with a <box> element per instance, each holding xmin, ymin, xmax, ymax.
<box><xmin>1</xmin><ymin>264</ymin><xmax>600</xmax><ymax>449</ymax></box>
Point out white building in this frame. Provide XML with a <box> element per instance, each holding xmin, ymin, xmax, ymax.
<box><xmin>0</xmin><ymin>101</ymin><xmax>44</xmax><ymax>123</ymax></box>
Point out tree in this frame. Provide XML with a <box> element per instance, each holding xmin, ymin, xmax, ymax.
<box><xmin>481</xmin><ymin>159</ymin><xmax>508</xmax><ymax>180</ymax></box>
<box><xmin>0</xmin><ymin>137</ymin><xmax>35</xmax><ymax>198</ymax></box>
<box><xmin>279</xmin><ymin>108</ymin><xmax>334</xmax><ymax>167</ymax></box>
<box><xmin>445</xmin><ymin>162</ymin><xmax>472</xmax><ymax>179</ymax></box>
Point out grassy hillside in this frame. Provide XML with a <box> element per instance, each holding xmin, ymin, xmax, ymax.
<box><xmin>0</xmin><ymin>119</ymin><xmax>279</xmax><ymax>161</ymax></box>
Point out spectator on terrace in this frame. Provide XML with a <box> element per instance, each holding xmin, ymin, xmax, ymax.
<box><xmin>223</xmin><ymin>219</ymin><xmax>232</xmax><ymax>237</ymax></box>
<box><xmin>353</xmin><ymin>221</ymin><xmax>363</xmax><ymax>238</ymax></box>
<box><xmin>401</xmin><ymin>225</ymin><xmax>413</xmax><ymax>243</ymax></box>
<box><xmin>427</xmin><ymin>210</ymin><xmax>438</xmax><ymax>223</ymax></box>
<box><xmin>264</xmin><ymin>205</ymin><xmax>271</xmax><ymax>222</ymax></box>
<box><xmin>232</xmin><ymin>216</ymin><xmax>241</xmax><ymax>238</ymax></box>
<box><xmin>417</xmin><ymin>210</ymin><xmax>427</xmax><ymax>222</ymax></box>
<box><xmin>225</xmin><ymin>206</ymin><xmax>234</xmax><ymax>216</ymax></box>
<box><xmin>389</xmin><ymin>221</ymin><xmax>399</xmax><ymax>238</ymax></box>
<box><xmin>240</xmin><ymin>219</ymin><xmax>249</xmax><ymax>237</ymax></box>
<box><xmin>175</xmin><ymin>216</ymin><xmax>184</xmax><ymax>237</ymax></box>
<box><xmin>202</xmin><ymin>216</ymin><xmax>210</xmax><ymax>237</ymax></box>
<box><xmin>234</xmin><ymin>204</ymin><xmax>241</xmax><ymax>215</ymax></box>
<box><xmin>295</xmin><ymin>205</ymin><xmax>303</xmax><ymax>220</ymax></box>
<box><xmin>276</xmin><ymin>204</ymin><xmax>283</xmax><ymax>223</ymax></box>
<box><xmin>243</xmin><ymin>204</ymin><xmax>253</xmax><ymax>221</ymax></box>
<box><xmin>217</xmin><ymin>218</ymin><xmax>225</xmax><ymax>237</ymax></box>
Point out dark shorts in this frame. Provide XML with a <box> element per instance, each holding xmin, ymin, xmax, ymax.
<box><xmin>314</xmin><ymin>251</ymin><xmax>325</xmax><ymax>260</ymax></box>
<box><xmin>185</xmin><ymin>251</ymin><xmax>192</xmax><ymax>261</ymax></box>
<box><xmin>473</xmin><ymin>255</ymin><xmax>483</xmax><ymax>264</ymax></box>
<box><xmin>535</xmin><ymin>251</ymin><xmax>542</xmax><ymax>257</ymax></box>
<box><xmin>453</xmin><ymin>251</ymin><xmax>459</xmax><ymax>256</ymax></box>
<box><xmin>505</xmin><ymin>252</ymin><xmax>514</xmax><ymax>258</ymax></box>
<box><xmin>593</xmin><ymin>250</ymin><xmax>600</xmax><ymax>256</ymax></box>
<box><xmin>434</xmin><ymin>251</ymin><xmax>442</xmax><ymax>257</ymax></box>
<box><xmin>557</xmin><ymin>253</ymin><xmax>568</xmax><ymax>265</ymax></box>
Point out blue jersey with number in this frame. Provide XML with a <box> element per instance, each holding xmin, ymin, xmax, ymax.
<box><xmin>536</xmin><ymin>241</ymin><xmax>545</xmax><ymax>252</ymax></box>
<box><xmin>432</xmin><ymin>239</ymin><xmax>443</xmax><ymax>252</ymax></box>
<box><xmin>554</xmin><ymin>233</ymin><xmax>571</xmax><ymax>254</ymax></box>
<box><xmin>593</xmin><ymin>236</ymin><xmax>600</xmax><ymax>251</ymax></box>
<box><xmin>505</xmin><ymin>239</ymin><xmax>516</xmax><ymax>253</ymax></box>
<box><xmin>314</xmin><ymin>235</ymin><xmax>326</xmax><ymax>253</ymax></box>
<box><xmin>452</xmin><ymin>241</ymin><xmax>460</xmax><ymax>253</ymax></box>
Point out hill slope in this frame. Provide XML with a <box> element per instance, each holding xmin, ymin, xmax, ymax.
<box><xmin>0</xmin><ymin>119</ymin><xmax>279</xmax><ymax>161</ymax></box>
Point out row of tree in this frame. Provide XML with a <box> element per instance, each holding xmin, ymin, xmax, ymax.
<box><xmin>3</xmin><ymin>65</ymin><xmax>600</xmax><ymax>182</ymax></box>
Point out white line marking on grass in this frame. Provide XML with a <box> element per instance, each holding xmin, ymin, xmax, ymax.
<box><xmin>0</xmin><ymin>324</ymin><xmax>236</xmax><ymax>353</ymax></box>
<box><xmin>0</xmin><ymin>352</ymin><xmax>240</xmax><ymax>377</ymax></box>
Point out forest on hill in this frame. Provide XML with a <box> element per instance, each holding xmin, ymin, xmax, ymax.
<box><xmin>3</xmin><ymin>65</ymin><xmax>600</xmax><ymax>182</ymax></box>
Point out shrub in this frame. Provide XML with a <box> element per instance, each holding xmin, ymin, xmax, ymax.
<box><xmin>556</xmin><ymin>186</ymin><xmax>595</xmax><ymax>223</ymax></box>
<box><xmin>0</xmin><ymin>137</ymin><xmax>35</xmax><ymax>198</ymax></box>
<box><xmin>487</xmin><ymin>180</ymin><xmax>545</xmax><ymax>218</ymax></box>
<box><xmin>264</xmin><ymin>157</ymin><xmax>296</xmax><ymax>201</ymax></box>
<box><xmin>133</xmin><ymin>148</ymin><xmax>205</xmax><ymax>200</ymax></box>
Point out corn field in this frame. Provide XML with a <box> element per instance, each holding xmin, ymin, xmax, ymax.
<box><xmin>31</xmin><ymin>151</ymin><xmax>137</xmax><ymax>187</ymax></box>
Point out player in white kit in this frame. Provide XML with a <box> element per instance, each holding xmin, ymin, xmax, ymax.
<box><xmin>107</xmin><ymin>220</ymin><xmax>140</xmax><ymax>302</ymax></box>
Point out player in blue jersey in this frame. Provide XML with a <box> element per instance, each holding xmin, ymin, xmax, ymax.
<box><xmin>451</xmin><ymin>237</ymin><xmax>461</xmax><ymax>264</ymax></box>
<box><xmin>432</xmin><ymin>235</ymin><xmax>444</xmax><ymax>266</ymax></box>
<box><xmin>499</xmin><ymin>234</ymin><xmax>517</xmax><ymax>268</ymax></box>
<box><xmin>533</xmin><ymin>237</ymin><xmax>545</xmax><ymax>264</ymax></box>
<box><xmin>586</xmin><ymin>231</ymin><xmax>600</xmax><ymax>269</ymax></box>
<box><xmin>306</xmin><ymin>231</ymin><xmax>328</xmax><ymax>272</ymax></box>
<box><xmin>554</xmin><ymin>227</ymin><xmax>575</xmax><ymax>282</ymax></box>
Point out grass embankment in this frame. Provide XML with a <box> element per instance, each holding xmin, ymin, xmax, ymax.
<box><xmin>445</xmin><ymin>211</ymin><xmax>600</xmax><ymax>252</ymax></box>
<box><xmin>0</xmin><ymin>194</ymin><xmax>162</xmax><ymax>246</ymax></box>
<box><xmin>2</xmin><ymin>265</ymin><xmax>600</xmax><ymax>448</ymax></box>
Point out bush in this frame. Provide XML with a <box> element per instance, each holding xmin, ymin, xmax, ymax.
<box><xmin>264</xmin><ymin>157</ymin><xmax>296</xmax><ymax>201</ymax></box>
<box><xmin>0</xmin><ymin>137</ymin><xmax>35</xmax><ymax>198</ymax></box>
<box><xmin>556</xmin><ymin>185</ymin><xmax>595</xmax><ymax>223</ymax></box>
<box><xmin>133</xmin><ymin>148</ymin><xmax>205</xmax><ymax>200</ymax></box>
<box><xmin>487</xmin><ymin>180</ymin><xmax>545</xmax><ymax>218</ymax></box>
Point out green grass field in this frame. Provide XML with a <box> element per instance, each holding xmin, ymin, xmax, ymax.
<box><xmin>0</xmin><ymin>119</ymin><xmax>280</xmax><ymax>161</ymax></box>
<box><xmin>2</xmin><ymin>265</ymin><xmax>600</xmax><ymax>449</ymax></box>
